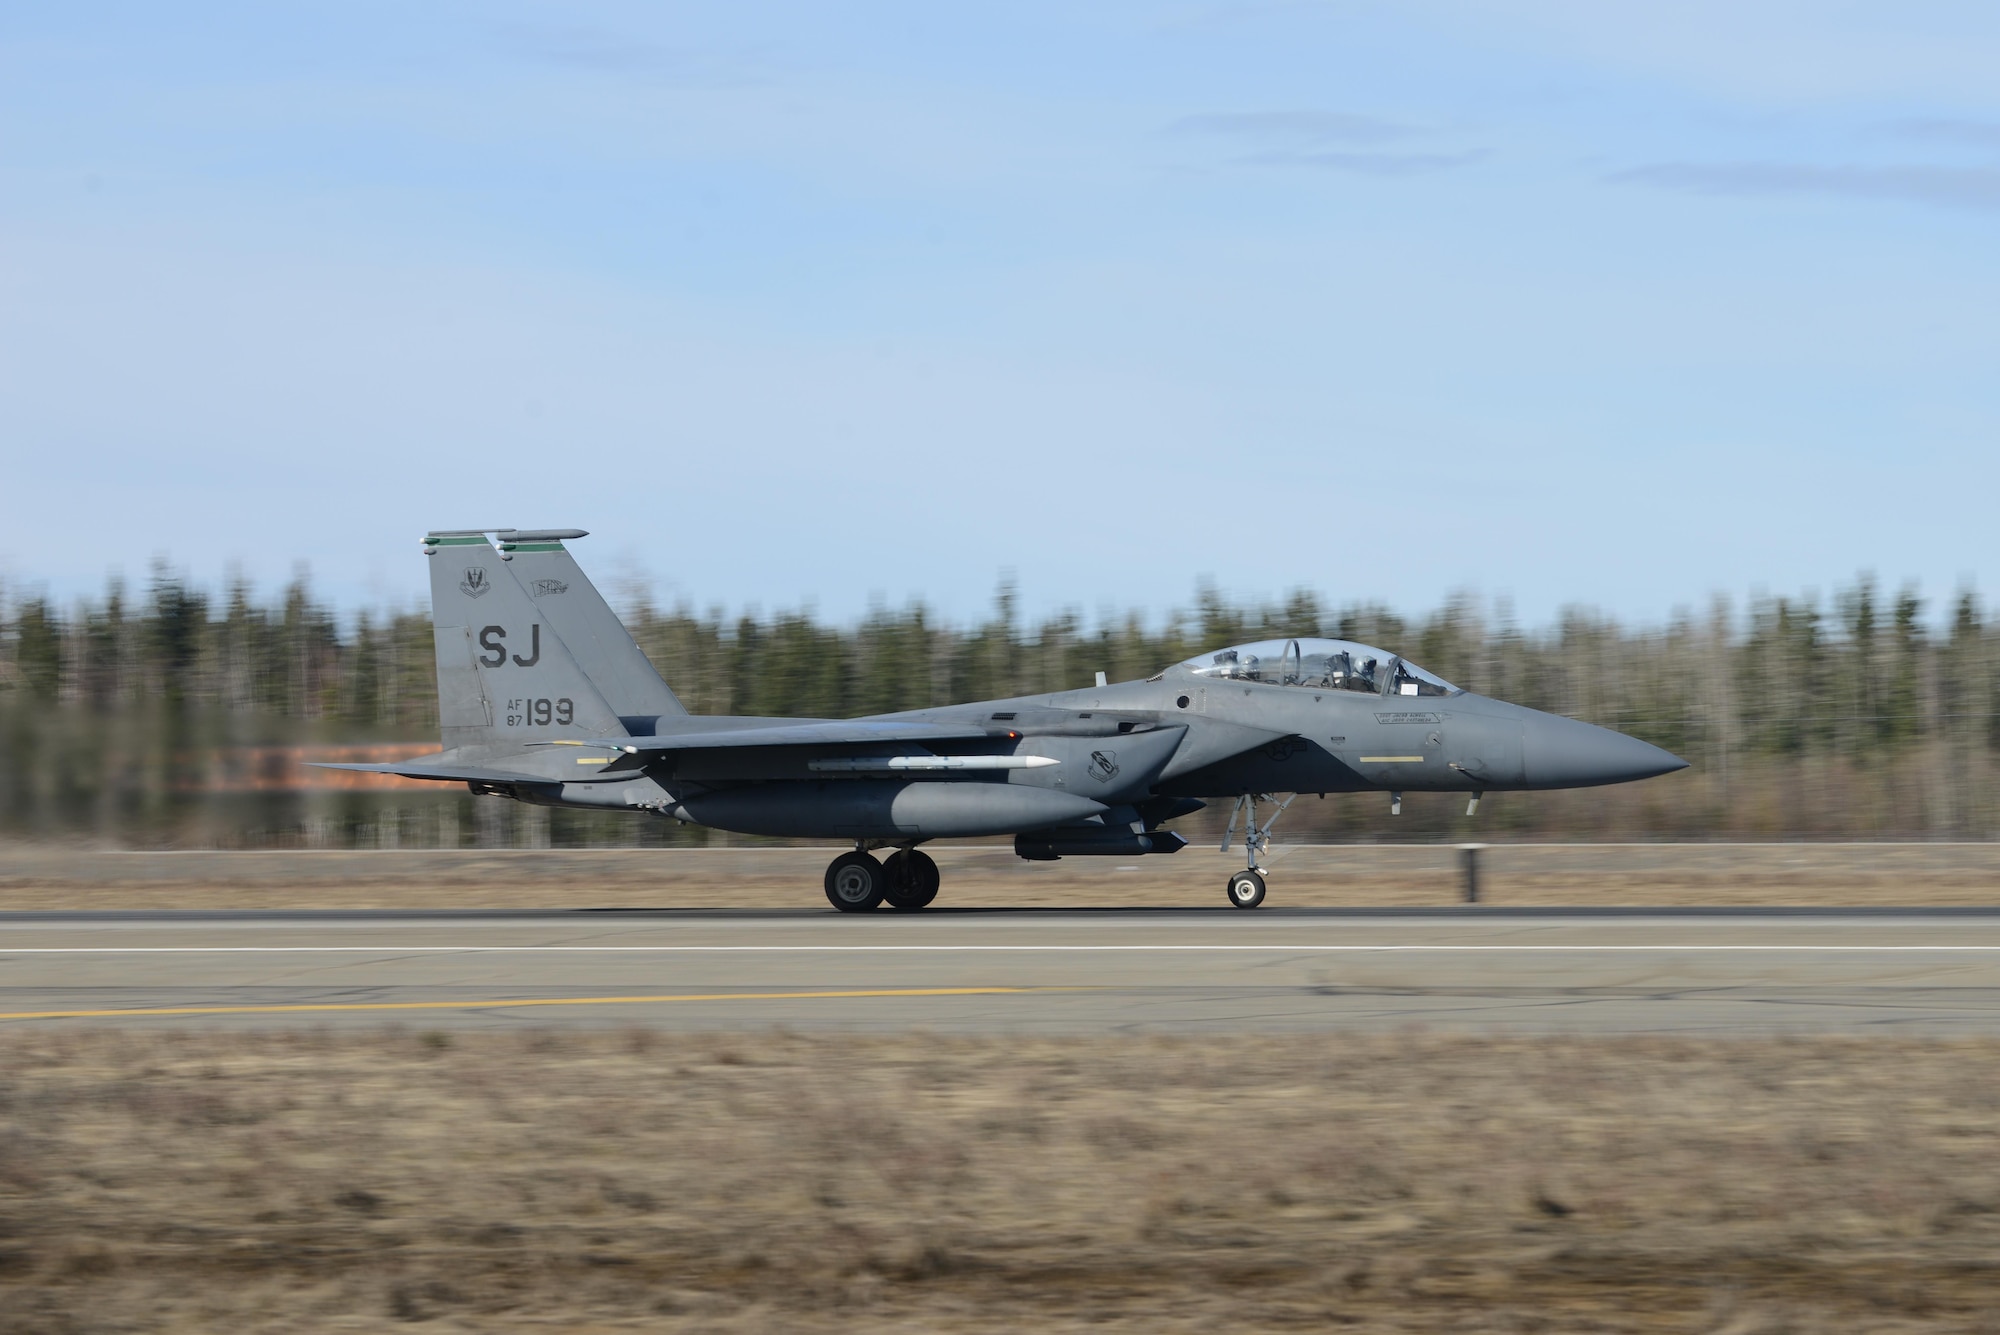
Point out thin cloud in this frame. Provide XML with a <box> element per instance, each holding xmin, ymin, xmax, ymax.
<box><xmin>1166</xmin><ymin>109</ymin><xmax>1484</xmax><ymax>177</ymax></box>
<box><xmin>509</xmin><ymin>26</ymin><xmax>689</xmax><ymax>76</ymax></box>
<box><xmin>499</xmin><ymin>25</ymin><xmax>772</xmax><ymax>88</ymax></box>
<box><xmin>1168</xmin><ymin>110</ymin><xmax>1418</xmax><ymax>147</ymax></box>
<box><xmin>1242</xmin><ymin>147</ymin><xmax>1488</xmax><ymax>176</ymax></box>
<box><xmin>1889</xmin><ymin>118</ymin><xmax>2000</xmax><ymax>153</ymax></box>
<box><xmin>1613</xmin><ymin>161</ymin><xmax>2000</xmax><ymax>212</ymax></box>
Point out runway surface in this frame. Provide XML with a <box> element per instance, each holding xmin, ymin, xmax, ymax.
<box><xmin>7</xmin><ymin>906</ymin><xmax>2000</xmax><ymax>1033</ymax></box>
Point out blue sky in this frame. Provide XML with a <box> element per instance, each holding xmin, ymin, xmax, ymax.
<box><xmin>4</xmin><ymin>2</ymin><xmax>1998</xmax><ymax>628</ymax></box>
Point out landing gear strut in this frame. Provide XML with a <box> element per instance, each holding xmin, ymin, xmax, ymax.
<box><xmin>1219</xmin><ymin>792</ymin><xmax>1296</xmax><ymax>909</ymax></box>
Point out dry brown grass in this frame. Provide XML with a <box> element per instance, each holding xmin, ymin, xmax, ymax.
<box><xmin>6</xmin><ymin>842</ymin><xmax>2000</xmax><ymax>912</ymax></box>
<box><xmin>5</xmin><ymin>1030</ymin><xmax>2000</xmax><ymax>1332</ymax></box>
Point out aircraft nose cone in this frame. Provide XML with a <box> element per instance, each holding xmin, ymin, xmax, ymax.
<box><xmin>1522</xmin><ymin>712</ymin><xmax>1689</xmax><ymax>789</ymax></box>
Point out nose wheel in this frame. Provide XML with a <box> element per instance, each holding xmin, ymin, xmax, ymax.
<box><xmin>1220</xmin><ymin>792</ymin><xmax>1293</xmax><ymax>909</ymax></box>
<box><xmin>1225</xmin><ymin>869</ymin><xmax>1267</xmax><ymax>909</ymax></box>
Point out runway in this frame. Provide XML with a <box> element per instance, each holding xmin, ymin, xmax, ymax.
<box><xmin>7</xmin><ymin>906</ymin><xmax>2000</xmax><ymax>1033</ymax></box>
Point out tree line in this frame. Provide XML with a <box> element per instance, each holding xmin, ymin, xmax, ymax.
<box><xmin>1</xmin><ymin>566</ymin><xmax>1996</xmax><ymax>847</ymax></box>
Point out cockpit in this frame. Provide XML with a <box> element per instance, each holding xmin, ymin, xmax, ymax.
<box><xmin>1173</xmin><ymin>638</ymin><xmax>1459</xmax><ymax>698</ymax></box>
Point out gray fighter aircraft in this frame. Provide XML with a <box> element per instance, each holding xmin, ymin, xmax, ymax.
<box><xmin>320</xmin><ymin>530</ymin><xmax>1687</xmax><ymax>910</ymax></box>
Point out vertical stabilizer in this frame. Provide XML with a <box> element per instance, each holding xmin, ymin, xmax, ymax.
<box><xmin>423</xmin><ymin>532</ymin><xmax>627</xmax><ymax>751</ymax></box>
<box><xmin>498</xmin><ymin>529</ymin><xmax>689</xmax><ymax>729</ymax></box>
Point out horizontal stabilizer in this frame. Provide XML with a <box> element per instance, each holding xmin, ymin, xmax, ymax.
<box><xmin>309</xmin><ymin>759</ymin><xmax>574</xmax><ymax>785</ymax></box>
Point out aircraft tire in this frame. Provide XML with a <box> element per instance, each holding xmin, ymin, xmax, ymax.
<box><xmin>883</xmin><ymin>849</ymin><xmax>941</xmax><ymax>911</ymax></box>
<box><xmin>1225</xmin><ymin>869</ymin><xmax>1267</xmax><ymax>909</ymax></box>
<box><xmin>825</xmin><ymin>852</ymin><xmax>887</xmax><ymax>912</ymax></box>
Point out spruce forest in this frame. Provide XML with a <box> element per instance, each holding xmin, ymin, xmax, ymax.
<box><xmin>2</xmin><ymin>568</ymin><xmax>1997</xmax><ymax>848</ymax></box>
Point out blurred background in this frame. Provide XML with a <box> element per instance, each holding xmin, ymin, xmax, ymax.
<box><xmin>2</xmin><ymin>568</ymin><xmax>1994</xmax><ymax>847</ymax></box>
<box><xmin>6</xmin><ymin>4</ymin><xmax>1999</xmax><ymax>849</ymax></box>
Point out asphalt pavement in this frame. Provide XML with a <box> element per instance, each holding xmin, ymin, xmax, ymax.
<box><xmin>6</xmin><ymin>906</ymin><xmax>2000</xmax><ymax>1034</ymax></box>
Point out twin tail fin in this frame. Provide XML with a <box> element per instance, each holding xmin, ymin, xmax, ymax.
<box><xmin>423</xmin><ymin>532</ymin><xmax>627</xmax><ymax>750</ymax></box>
<box><xmin>495</xmin><ymin>530</ymin><xmax>688</xmax><ymax>729</ymax></box>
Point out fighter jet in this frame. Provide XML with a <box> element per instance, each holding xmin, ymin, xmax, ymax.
<box><xmin>319</xmin><ymin>530</ymin><xmax>1687</xmax><ymax>910</ymax></box>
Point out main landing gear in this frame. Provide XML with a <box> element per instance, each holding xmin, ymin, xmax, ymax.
<box><xmin>823</xmin><ymin>847</ymin><xmax>941</xmax><ymax>913</ymax></box>
<box><xmin>883</xmin><ymin>849</ymin><xmax>941</xmax><ymax>910</ymax></box>
<box><xmin>1218</xmin><ymin>791</ymin><xmax>1297</xmax><ymax>910</ymax></box>
<box><xmin>824</xmin><ymin>851</ymin><xmax>884</xmax><ymax>911</ymax></box>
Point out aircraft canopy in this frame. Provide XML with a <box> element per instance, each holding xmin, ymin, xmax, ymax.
<box><xmin>1175</xmin><ymin>638</ymin><xmax>1459</xmax><ymax>698</ymax></box>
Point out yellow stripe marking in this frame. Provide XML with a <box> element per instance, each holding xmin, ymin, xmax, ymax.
<box><xmin>0</xmin><ymin>986</ymin><xmax>1065</xmax><ymax>1023</ymax></box>
<box><xmin>575</xmin><ymin>756</ymin><xmax>611</xmax><ymax>764</ymax></box>
<box><xmin>1359</xmin><ymin>755</ymin><xmax>1426</xmax><ymax>763</ymax></box>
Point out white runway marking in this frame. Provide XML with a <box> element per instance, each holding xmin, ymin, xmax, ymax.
<box><xmin>4</xmin><ymin>944</ymin><xmax>2000</xmax><ymax>955</ymax></box>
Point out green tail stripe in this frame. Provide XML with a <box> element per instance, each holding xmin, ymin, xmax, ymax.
<box><xmin>500</xmin><ymin>542</ymin><xmax>565</xmax><ymax>553</ymax></box>
<box><xmin>425</xmin><ymin>535</ymin><xmax>490</xmax><ymax>546</ymax></box>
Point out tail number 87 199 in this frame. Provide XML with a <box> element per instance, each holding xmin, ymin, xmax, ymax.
<box><xmin>506</xmin><ymin>698</ymin><xmax>574</xmax><ymax>727</ymax></box>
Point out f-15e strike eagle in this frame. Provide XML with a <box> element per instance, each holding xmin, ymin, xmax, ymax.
<box><xmin>319</xmin><ymin>530</ymin><xmax>1686</xmax><ymax>910</ymax></box>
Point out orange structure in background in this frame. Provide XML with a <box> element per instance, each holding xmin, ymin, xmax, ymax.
<box><xmin>197</xmin><ymin>744</ymin><xmax>446</xmax><ymax>794</ymax></box>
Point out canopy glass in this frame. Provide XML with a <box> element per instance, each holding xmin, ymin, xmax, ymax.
<box><xmin>1174</xmin><ymin>638</ymin><xmax>1459</xmax><ymax>698</ymax></box>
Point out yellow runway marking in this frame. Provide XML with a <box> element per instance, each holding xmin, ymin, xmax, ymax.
<box><xmin>0</xmin><ymin>985</ymin><xmax>1066</xmax><ymax>1023</ymax></box>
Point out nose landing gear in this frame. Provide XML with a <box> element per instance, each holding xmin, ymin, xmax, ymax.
<box><xmin>1219</xmin><ymin>792</ymin><xmax>1295</xmax><ymax>909</ymax></box>
<box><xmin>1226</xmin><ymin>868</ymin><xmax>1266</xmax><ymax>908</ymax></box>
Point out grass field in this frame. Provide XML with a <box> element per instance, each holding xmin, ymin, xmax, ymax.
<box><xmin>4</xmin><ymin>1030</ymin><xmax>2000</xmax><ymax>1332</ymax></box>
<box><xmin>5</xmin><ymin>842</ymin><xmax>2000</xmax><ymax>911</ymax></box>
